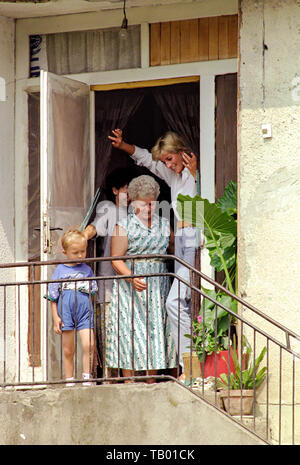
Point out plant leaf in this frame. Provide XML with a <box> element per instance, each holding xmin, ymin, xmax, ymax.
<box><xmin>217</xmin><ymin>181</ymin><xmax>237</xmax><ymax>216</ymax></box>
<box><xmin>176</xmin><ymin>195</ymin><xmax>237</xmax><ymax>237</ymax></box>
<box><xmin>255</xmin><ymin>346</ymin><xmax>267</xmax><ymax>372</ymax></box>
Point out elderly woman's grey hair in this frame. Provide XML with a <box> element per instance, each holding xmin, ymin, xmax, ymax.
<box><xmin>128</xmin><ymin>175</ymin><xmax>160</xmax><ymax>201</ymax></box>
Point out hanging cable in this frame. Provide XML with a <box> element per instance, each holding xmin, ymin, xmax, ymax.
<box><xmin>120</xmin><ymin>0</ymin><xmax>128</xmax><ymax>39</ymax></box>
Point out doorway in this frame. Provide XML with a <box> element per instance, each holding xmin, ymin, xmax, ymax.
<box><xmin>93</xmin><ymin>79</ymin><xmax>200</xmax><ymax>380</ymax></box>
<box><xmin>93</xmin><ymin>79</ymin><xmax>200</xmax><ymax>208</ymax></box>
<box><xmin>26</xmin><ymin>73</ymin><xmax>237</xmax><ymax>379</ymax></box>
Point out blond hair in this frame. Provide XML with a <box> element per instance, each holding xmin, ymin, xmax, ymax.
<box><xmin>151</xmin><ymin>132</ymin><xmax>189</xmax><ymax>161</ymax></box>
<box><xmin>61</xmin><ymin>228</ymin><xmax>87</xmax><ymax>251</ymax></box>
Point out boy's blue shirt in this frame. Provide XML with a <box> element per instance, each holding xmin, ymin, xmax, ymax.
<box><xmin>46</xmin><ymin>263</ymin><xmax>98</xmax><ymax>302</ymax></box>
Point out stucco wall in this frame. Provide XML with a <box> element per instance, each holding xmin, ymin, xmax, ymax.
<box><xmin>0</xmin><ymin>383</ymin><xmax>267</xmax><ymax>445</ymax></box>
<box><xmin>0</xmin><ymin>16</ymin><xmax>16</xmax><ymax>383</ymax></box>
<box><xmin>238</xmin><ymin>0</ymin><xmax>300</xmax><ymax>444</ymax></box>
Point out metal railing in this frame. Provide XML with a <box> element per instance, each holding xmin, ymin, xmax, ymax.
<box><xmin>0</xmin><ymin>254</ymin><xmax>299</xmax><ymax>444</ymax></box>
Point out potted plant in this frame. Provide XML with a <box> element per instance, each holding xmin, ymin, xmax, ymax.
<box><xmin>178</xmin><ymin>181</ymin><xmax>238</xmax><ymax>376</ymax></box>
<box><xmin>216</xmin><ymin>342</ymin><xmax>267</xmax><ymax>416</ymax></box>
<box><xmin>184</xmin><ymin>293</ymin><xmax>237</xmax><ymax>378</ymax></box>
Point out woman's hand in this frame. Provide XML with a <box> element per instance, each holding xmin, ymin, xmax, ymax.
<box><xmin>83</xmin><ymin>224</ymin><xmax>96</xmax><ymax>241</ymax></box>
<box><xmin>182</xmin><ymin>152</ymin><xmax>197</xmax><ymax>179</ymax></box>
<box><xmin>132</xmin><ymin>277</ymin><xmax>147</xmax><ymax>292</ymax></box>
<box><xmin>108</xmin><ymin>129</ymin><xmax>123</xmax><ymax>148</ymax></box>
<box><xmin>108</xmin><ymin>129</ymin><xmax>135</xmax><ymax>156</ymax></box>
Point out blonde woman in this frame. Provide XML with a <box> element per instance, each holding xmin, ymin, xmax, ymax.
<box><xmin>109</xmin><ymin>129</ymin><xmax>199</xmax><ymax>382</ymax></box>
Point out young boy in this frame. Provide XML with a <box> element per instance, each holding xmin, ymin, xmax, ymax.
<box><xmin>47</xmin><ymin>229</ymin><xmax>98</xmax><ymax>386</ymax></box>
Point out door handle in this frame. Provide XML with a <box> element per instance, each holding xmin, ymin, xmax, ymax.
<box><xmin>40</xmin><ymin>215</ymin><xmax>63</xmax><ymax>254</ymax></box>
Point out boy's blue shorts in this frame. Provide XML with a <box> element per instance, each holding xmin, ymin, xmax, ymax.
<box><xmin>57</xmin><ymin>290</ymin><xmax>94</xmax><ymax>331</ymax></box>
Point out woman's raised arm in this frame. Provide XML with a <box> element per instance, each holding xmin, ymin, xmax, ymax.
<box><xmin>108</xmin><ymin>129</ymin><xmax>135</xmax><ymax>156</ymax></box>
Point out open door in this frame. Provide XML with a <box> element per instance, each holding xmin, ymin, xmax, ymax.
<box><xmin>40</xmin><ymin>71</ymin><xmax>92</xmax><ymax>379</ymax></box>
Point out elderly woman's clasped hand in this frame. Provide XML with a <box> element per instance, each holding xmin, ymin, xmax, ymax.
<box><xmin>132</xmin><ymin>277</ymin><xmax>147</xmax><ymax>292</ymax></box>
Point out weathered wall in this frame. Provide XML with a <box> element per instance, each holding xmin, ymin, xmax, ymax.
<box><xmin>0</xmin><ymin>17</ymin><xmax>15</xmax><ymax>264</ymax></box>
<box><xmin>238</xmin><ymin>0</ymin><xmax>300</xmax><ymax>444</ymax></box>
<box><xmin>0</xmin><ymin>383</ymin><xmax>266</xmax><ymax>445</ymax></box>
<box><xmin>0</xmin><ymin>16</ymin><xmax>16</xmax><ymax>383</ymax></box>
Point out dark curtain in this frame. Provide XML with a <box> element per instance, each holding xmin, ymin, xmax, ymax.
<box><xmin>94</xmin><ymin>89</ymin><xmax>145</xmax><ymax>372</ymax></box>
<box><xmin>94</xmin><ymin>88</ymin><xmax>145</xmax><ymax>191</ymax></box>
<box><xmin>152</xmin><ymin>82</ymin><xmax>201</xmax><ymax>319</ymax></box>
<box><xmin>151</xmin><ymin>82</ymin><xmax>200</xmax><ymax>159</ymax></box>
<box><xmin>95</xmin><ymin>82</ymin><xmax>201</xmax><ymax>318</ymax></box>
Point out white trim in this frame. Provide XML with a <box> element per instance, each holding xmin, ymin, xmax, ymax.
<box><xmin>56</xmin><ymin>60</ymin><xmax>237</xmax><ymax>86</ymax></box>
<box><xmin>90</xmin><ymin>90</ymin><xmax>95</xmax><ymax>197</ymax></box>
<box><xmin>20</xmin><ymin>59</ymin><xmax>237</xmax><ymax>87</ymax></box>
<box><xmin>200</xmin><ymin>75</ymin><xmax>216</xmax><ymax>284</ymax></box>
<box><xmin>39</xmin><ymin>70</ymin><xmax>49</xmax><ymax>382</ymax></box>
<box><xmin>40</xmin><ymin>70</ymin><xmax>48</xmax><ymax>263</ymax></box>
<box><xmin>200</xmin><ymin>75</ymin><xmax>215</xmax><ymax>203</ymax></box>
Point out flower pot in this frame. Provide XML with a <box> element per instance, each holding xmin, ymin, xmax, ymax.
<box><xmin>204</xmin><ymin>350</ymin><xmax>235</xmax><ymax>379</ymax></box>
<box><xmin>219</xmin><ymin>389</ymin><xmax>254</xmax><ymax>416</ymax></box>
<box><xmin>182</xmin><ymin>352</ymin><xmax>202</xmax><ymax>381</ymax></box>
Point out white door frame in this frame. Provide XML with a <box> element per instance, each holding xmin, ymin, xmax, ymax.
<box><xmin>14</xmin><ymin>59</ymin><xmax>237</xmax><ymax>381</ymax></box>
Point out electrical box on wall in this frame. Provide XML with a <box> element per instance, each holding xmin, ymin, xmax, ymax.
<box><xmin>262</xmin><ymin>123</ymin><xmax>272</xmax><ymax>139</ymax></box>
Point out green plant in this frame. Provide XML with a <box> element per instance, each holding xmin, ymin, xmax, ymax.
<box><xmin>178</xmin><ymin>181</ymin><xmax>238</xmax><ymax>361</ymax></box>
<box><xmin>177</xmin><ymin>181</ymin><xmax>237</xmax><ymax>293</ymax></box>
<box><xmin>185</xmin><ymin>288</ymin><xmax>237</xmax><ymax>362</ymax></box>
<box><xmin>217</xmin><ymin>342</ymin><xmax>267</xmax><ymax>390</ymax></box>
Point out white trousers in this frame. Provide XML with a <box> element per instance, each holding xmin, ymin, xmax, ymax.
<box><xmin>166</xmin><ymin>227</ymin><xmax>196</xmax><ymax>371</ymax></box>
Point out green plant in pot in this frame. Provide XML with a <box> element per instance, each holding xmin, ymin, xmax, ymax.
<box><xmin>185</xmin><ymin>289</ymin><xmax>237</xmax><ymax>360</ymax></box>
<box><xmin>178</xmin><ymin>181</ymin><xmax>238</xmax><ymax>374</ymax></box>
<box><xmin>216</xmin><ymin>341</ymin><xmax>267</xmax><ymax>415</ymax></box>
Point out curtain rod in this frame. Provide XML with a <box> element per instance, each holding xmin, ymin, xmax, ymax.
<box><xmin>91</xmin><ymin>76</ymin><xmax>200</xmax><ymax>91</ymax></box>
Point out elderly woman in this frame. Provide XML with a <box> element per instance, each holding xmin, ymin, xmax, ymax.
<box><xmin>105</xmin><ymin>175</ymin><xmax>177</xmax><ymax>382</ymax></box>
<box><xmin>109</xmin><ymin>129</ymin><xmax>198</xmax><ymax>382</ymax></box>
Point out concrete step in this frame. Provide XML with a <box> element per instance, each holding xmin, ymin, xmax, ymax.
<box><xmin>0</xmin><ymin>381</ymin><xmax>268</xmax><ymax>445</ymax></box>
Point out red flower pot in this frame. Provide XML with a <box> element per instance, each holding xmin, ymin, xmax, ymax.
<box><xmin>203</xmin><ymin>350</ymin><xmax>235</xmax><ymax>378</ymax></box>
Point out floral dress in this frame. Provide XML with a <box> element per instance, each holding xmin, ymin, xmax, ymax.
<box><xmin>105</xmin><ymin>213</ymin><xmax>177</xmax><ymax>370</ymax></box>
